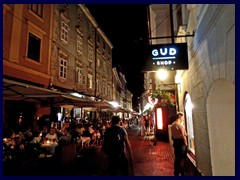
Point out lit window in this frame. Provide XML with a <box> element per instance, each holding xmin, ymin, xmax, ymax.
<box><xmin>96</xmin><ymin>79</ymin><xmax>99</xmax><ymax>92</ymax></box>
<box><xmin>184</xmin><ymin>93</ymin><xmax>195</xmax><ymax>154</ymax></box>
<box><xmin>97</xmin><ymin>57</ymin><xmax>100</xmax><ymax>67</ymax></box>
<box><xmin>76</xmin><ymin>67</ymin><xmax>82</xmax><ymax>84</ymax></box>
<box><xmin>59</xmin><ymin>57</ymin><xmax>67</xmax><ymax>79</ymax></box>
<box><xmin>87</xmin><ymin>74</ymin><xmax>93</xmax><ymax>89</ymax></box>
<box><xmin>30</xmin><ymin>4</ymin><xmax>43</xmax><ymax>18</ymax></box>
<box><xmin>61</xmin><ymin>21</ymin><xmax>68</xmax><ymax>44</ymax></box>
<box><xmin>77</xmin><ymin>35</ymin><xmax>83</xmax><ymax>54</ymax></box>
<box><xmin>27</xmin><ymin>33</ymin><xmax>41</xmax><ymax>62</ymax></box>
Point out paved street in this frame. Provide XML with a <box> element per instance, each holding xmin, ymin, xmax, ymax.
<box><xmin>4</xmin><ymin>125</ymin><xmax>198</xmax><ymax>176</ymax></box>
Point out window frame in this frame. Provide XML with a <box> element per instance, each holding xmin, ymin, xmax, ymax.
<box><xmin>77</xmin><ymin>35</ymin><xmax>83</xmax><ymax>54</ymax></box>
<box><xmin>87</xmin><ymin>73</ymin><xmax>93</xmax><ymax>89</ymax></box>
<box><xmin>88</xmin><ymin>45</ymin><xmax>93</xmax><ymax>62</ymax></box>
<box><xmin>61</xmin><ymin>20</ymin><xmax>69</xmax><ymax>44</ymax></box>
<box><xmin>27</xmin><ymin>32</ymin><xmax>41</xmax><ymax>62</ymax></box>
<box><xmin>59</xmin><ymin>57</ymin><xmax>67</xmax><ymax>80</ymax></box>
<box><xmin>30</xmin><ymin>4</ymin><xmax>43</xmax><ymax>18</ymax></box>
<box><xmin>76</xmin><ymin>67</ymin><xmax>82</xmax><ymax>84</ymax></box>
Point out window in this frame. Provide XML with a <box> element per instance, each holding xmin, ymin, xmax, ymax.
<box><xmin>61</xmin><ymin>20</ymin><xmax>68</xmax><ymax>44</ymax></box>
<box><xmin>97</xmin><ymin>57</ymin><xmax>100</xmax><ymax>67</ymax></box>
<box><xmin>76</xmin><ymin>67</ymin><xmax>82</xmax><ymax>84</ymax></box>
<box><xmin>77</xmin><ymin>9</ymin><xmax>83</xmax><ymax>23</ymax></box>
<box><xmin>87</xmin><ymin>74</ymin><xmax>93</xmax><ymax>89</ymax></box>
<box><xmin>184</xmin><ymin>93</ymin><xmax>195</xmax><ymax>154</ymax></box>
<box><xmin>77</xmin><ymin>35</ymin><xmax>83</xmax><ymax>54</ymax></box>
<box><xmin>27</xmin><ymin>33</ymin><xmax>41</xmax><ymax>62</ymax></box>
<box><xmin>103</xmin><ymin>61</ymin><xmax>106</xmax><ymax>72</ymax></box>
<box><xmin>98</xmin><ymin>80</ymin><xmax>101</xmax><ymax>93</ymax></box>
<box><xmin>96</xmin><ymin>79</ymin><xmax>99</xmax><ymax>92</ymax></box>
<box><xmin>30</xmin><ymin>4</ymin><xmax>43</xmax><ymax>18</ymax></box>
<box><xmin>88</xmin><ymin>45</ymin><xmax>93</xmax><ymax>62</ymax></box>
<box><xmin>59</xmin><ymin>57</ymin><xmax>67</xmax><ymax>79</ymax></box>
<box><xmin>108</xmin><ymin>84</ymin><xmax>111</xmax><ymax>96</ymax></box>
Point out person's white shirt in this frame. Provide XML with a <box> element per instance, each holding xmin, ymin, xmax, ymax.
<box><xmin>45</xmin><ymin>133</ymin><xmax>58</xmax><ymax>141</ymax></box>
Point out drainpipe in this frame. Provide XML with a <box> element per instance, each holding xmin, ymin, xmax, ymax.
<box><xmin>169</xmin><ymin>4</ymin><xmax>175</xmax><ymax>44</ymax></box>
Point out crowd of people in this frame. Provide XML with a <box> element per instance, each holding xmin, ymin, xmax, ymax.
<box><xmin>3</xmin><ymin>116</ymin><xmax>134</xmax><ymax>162</ymax></box>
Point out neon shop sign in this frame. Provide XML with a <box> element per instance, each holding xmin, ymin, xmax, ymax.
<box><xmin>148</xmin><ymin>43</ymin><xmax>188</xmax><ymax>70</ymax></box>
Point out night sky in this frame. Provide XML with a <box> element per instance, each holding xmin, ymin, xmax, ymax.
<box><xmin>85</xmin><ymin>4</ymin><xmax>149</xmax><ymax>110</ymax></box>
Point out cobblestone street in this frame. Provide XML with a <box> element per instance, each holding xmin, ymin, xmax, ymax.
<box><xmin>4</xmin><ymin>125</ymin><xmax>199</xmax><ymax>176</ymax></box>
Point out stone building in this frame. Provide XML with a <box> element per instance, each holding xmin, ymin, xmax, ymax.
<box><xmin>145</xmin><ymin>4</ymin><xmax>235</xmax><ymax>176</ymax></box>
<box><xmin>3</xmin><ymin>4</ymin><xmax>133</xmax><ymax>133</ymax></box>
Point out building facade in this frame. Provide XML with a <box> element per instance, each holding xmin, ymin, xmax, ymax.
<box><xmin>3</xmin><ymin>4</ymin><xmax>53</xmax><ymax>135</ymax></box>
<box><xmin>3</xmin><ymin>4</ymin><xmax>133</xmax><ymax>134</ymax></box>
<box><xmin>112</xmin><ymin>66</ymin><xmax>133</xmax><ymax>118</ymax></box>
<box><xmin>50</xmin><ymin>4</ymin><xmax>113</xmax><ymax>101</ymax></box>
<box><xmin>146</xmin><ymin>4</ymin><xmax>235</xmax><ymax>176</ymax></box>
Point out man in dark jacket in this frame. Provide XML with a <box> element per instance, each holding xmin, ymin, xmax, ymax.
<box><xmin>102</xmin><ymin>116</ymin><xmax>133</xmax><ymax>176</ymax></box>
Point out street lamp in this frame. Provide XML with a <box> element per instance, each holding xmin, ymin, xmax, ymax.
<box><xmin>156</xmin><ymin>69</ymin><xmax>168</xmax><ymax>81</ymax></box>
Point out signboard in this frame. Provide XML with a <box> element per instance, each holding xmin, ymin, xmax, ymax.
<box><xmin>146</xmin><ymin>43</ymin><xmax>189</xmax><ymax>70</ymax></box>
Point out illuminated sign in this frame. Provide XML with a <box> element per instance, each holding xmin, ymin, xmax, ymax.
<box><xmin>147</xmin><ymin>43</ymin><xmax>188</xmax><ymax>70</ymax></box>
<box><xmin>156</xmin><ymin>108</ymin><xmax>163</xmax><ymax>130</ymax></box>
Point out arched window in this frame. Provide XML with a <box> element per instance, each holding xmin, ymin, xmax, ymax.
<box><xmin>184</xmin><ymin>93</ymin><xmax>195</xmax><ymax>154</ymax></box>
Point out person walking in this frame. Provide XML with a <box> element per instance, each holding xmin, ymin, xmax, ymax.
<box><xmin>171</xmin><ymin>112</ymin><xmax>188</xmax><ymax>176</ymax></box>
<box><xmin>139</xmin><ymin>116</ymin><xmax>145</xmax><ymax>136</ymax></box>
<box><xmin>144</xmin><ymin>115</ymin><xmax>150</xmax><ymax>136</ymax></box>
<box><xmin>102</xmin><ymin>116</ymin><xmax>134</xmax><ymax>176</ymax></box>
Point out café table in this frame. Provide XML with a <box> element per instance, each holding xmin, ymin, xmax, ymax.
<box><xmin>40</xmin><ymin>140</ymin><xmax>58</xmax><ymax>157</ymax></box>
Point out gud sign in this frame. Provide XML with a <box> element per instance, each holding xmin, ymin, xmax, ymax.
<box><xmin>147</xmin><ymin>43</ymin><xmax>188</xmax><ymax>70</ymax></box>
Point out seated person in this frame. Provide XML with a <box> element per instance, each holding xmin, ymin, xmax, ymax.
<box><xmin>59</xmin><ymin>127</ymin><xmax>71</xmax><ymax>146</ymax></box>
<box><xmin>42</xmin><ymin>128</ymin><xmax>58</xmax><ymax>155</ymax></box>
<box><xmin>24</xmin><ymin>126</ymin><xmax>33</xmax><ymax>142</ymax></box>
<box><xmin>45</xmin><ymin>128</ymin><xmax>58</xmax><ymax>143</ymax></box>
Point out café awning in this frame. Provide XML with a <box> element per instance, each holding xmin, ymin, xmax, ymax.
<box><xmin>3</xmin><ymin>78</ymin><xmax>132</xmax><ymax>112</ymax></box>
<box><xmin>3</xmin><ymin>78</ymin><xmax>93</xmax><ymax>106</ymax></box>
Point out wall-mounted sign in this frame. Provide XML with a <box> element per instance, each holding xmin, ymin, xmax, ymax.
<box><xmin>146</xmin><ymin>43</ymin><xmax>188</xmax><ymax>70</ymax></box>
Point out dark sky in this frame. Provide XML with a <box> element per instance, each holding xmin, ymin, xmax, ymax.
<box><xmin>85</xmin><ymin>4</ymin><xmax>149</xmax><ymax>110</ymax></box>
